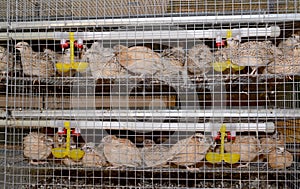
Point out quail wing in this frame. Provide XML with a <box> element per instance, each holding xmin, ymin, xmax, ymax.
<box><xmin>102</xmin><ymin>135</ymin><xmax>142</xmax><ymax>167</ymax></box>
<box><xmin>0</xmin><ymin>46</ymin><xmax>14</xmax><ymax>75</ymax></box>
<box><xmin>265</xmin><ymin>49</ymin><xmax>300</xmax><ymax>75</ymax></box>
<box><xmin>141</xmin><ymin>139</ymin><xmax>172</xmax><ymax>167</ymax></box>
<box><xmin>169</xmin><ymin>134</ymin><xmax>212</xmax><ymax>166</ymax></box>
<box><xmin>114</xmin><ymin>45</ymin><xmax>163</xmax><ymax>76</ymax></box>
<box><xmin>224</xmin><ymin>136</ymin><xmax>260</xmax><ymax>163</ymax></box>
<box><xmin>227</xmin><ymin>39</ymin><xmax>281</xmax><ymax>74</ymax></box>
<box><xmin>83</xmin><ymin>42</ymin><xmax>126</xmax><ymax>78</ymax></box>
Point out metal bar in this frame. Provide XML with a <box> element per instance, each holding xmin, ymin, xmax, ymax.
<box><xmin>0</xmin><ymin>119</ymin><xmax>275</xmax><ymax>133</ymax></box>
<box><xmin>2</xmin><ymin>14</ymin><xmax>299</xmax><ymax>29</ymax></box>
<box><xmin>2</xmin><ymin>109</ymin><xmax>300</xmax><ymax>119</ymax></box>
<box><xmin>1</xmin><ymin>32</ymin><xmax>55</xmax><ymax>40</ymax></box>
<box><xmin>0</xmin><ymin>96</ymin><xmax>43</xmax><ymax>109</ymax></box>
<box><xmin>54</xmin><ymin>26</ymin><xmax>280</xmax><ymax>40</ymax></box>
<box><xmin>0</xmin><ymin>26</ymin><xmax>280</xmax><ymax>40</ymax></box>
<box><xmin>69</xmin><ymin>32</ymin><xmax>75</xmax><ymax>64</ymax></box>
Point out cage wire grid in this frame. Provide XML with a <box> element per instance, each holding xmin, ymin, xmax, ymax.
<box><xmin>0</xmin><ymin>0</ymin><xmax>299</xmax><ymax>188</ymax></box>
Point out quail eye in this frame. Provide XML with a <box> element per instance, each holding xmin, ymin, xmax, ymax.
<box><xmin>198</xmin><ymin>137</ymin><xmax>205</xmax><ymax>142</ymax></box>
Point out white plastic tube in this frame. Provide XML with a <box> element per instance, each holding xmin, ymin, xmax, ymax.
<box><xmin>0</xmin><ymin>26</ymin><xmax>280</xmax><ymax>40</ymax></box>
<box><xmin>1</xmin><ymin>109</ymin><xmax>300</xmax><ymax>119</ymax></box>
<box><xmin>0</xmin><ymin>119</ymin><xmax>275</xmax><ymax>133</ymax></box>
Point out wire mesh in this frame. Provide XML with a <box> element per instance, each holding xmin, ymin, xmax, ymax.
<box><xmin>0</xmin><ymin>0</ymin><xmax>300</xmax><ymax>188</ymax></box>
<box><xmin>3</xmin><ymin>0</ymin><xmax>300</xmax><ymax>22</ymax></box>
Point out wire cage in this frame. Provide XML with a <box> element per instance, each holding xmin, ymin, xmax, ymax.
<box><xmin>0</xmin><ymin>0</ymin><xmax>300</xmax><ymax>188</ymax></box>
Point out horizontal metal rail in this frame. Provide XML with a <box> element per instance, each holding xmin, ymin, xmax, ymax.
<box><xmin>1</xmin><ymin>14</ymin><xmax>299</xmax><ymax>29</ymax></box>
<box><xmin>0</xmin><ymin>119</ymin><xmax>275</xmax><ymax>133</ymax></box>
<box><xmin>1</xmin><ymin>109</ymin><xmax>300</xmax><ymax>119</ymax></box>
<box><xmin>2</xmin><ymin>108</ymin><xmax>296</xmax><ymax>132</ymax></box>
<box><xmin>0</xmin><ymin>26</ymin><xmax>280</xmax><ymax>41</ymax></box>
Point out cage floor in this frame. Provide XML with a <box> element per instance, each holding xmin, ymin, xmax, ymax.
<box><xmin>1</xmin><ymin>152</ymin><xmax>298</xmax><ymax>189</ymax></box>
<box><xmin>1</xmin><ymin>170</ymin><xmax>294</xmax><ymax>189</ymax></box>
<box><xmin>1</xmin><ymin>148</ymin><xmax>299</xmax><ymax>174</ymax></box>
<box><xmin>1</xmin><ymin>138</ymin><xmax>299</xmax><ymax>188</ymax></box>
<box><xmin>1</xmin><ymin>73</ymin><xmax>294</xmax><ymax>86</ymax></box>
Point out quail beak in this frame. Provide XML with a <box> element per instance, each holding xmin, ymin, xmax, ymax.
<box><xmin>15</xmin><ymin>45</ymin><xmax>25</xmax><ymax>51</ymax></box>
<box><xmin>292</xmin><ymin>34</ymin><xmax>300</xmax><ymax>40</ymax></box>
<box><xmin>294</xmin><ymin>43</ymin><xmax>300</xmax><ymax>49</ymax></box>
<box><xmin>276</xmin><ymin>147</ymin><xmax>285</xmax><ymax>154</ymax></box>
<box><xmin>272</xmin><ymin>131</ymin><xmax>281</xmax><ymax>140</ymax></box>
<box><xmin>45</xmin><ymin>138</ymin><xmax>54</xmax><ymax>146</ymax></box>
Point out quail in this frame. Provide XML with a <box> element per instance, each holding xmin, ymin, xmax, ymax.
<box><xmin>81</xmin><ymin>142</ymin><xmax>108</xmax><ymax>167</ymax></box>
<box><xmin>15</xmin><ymin>42</ymin><xmax>55</xmax><ymax>77</ymax></box>
<box><xmin>168</xmin><ymin>133</ymin><xmax>213</xmax><ymax>169</ymax></box>
<box><xmin>186</xmin><ymin>43</ymin><xmax>213</xmax><ymax>75</ymax></box>
<box><xmin>23</xmin><ymin>132</ymin><xmax>53</xmax><ymax>165</ymax></box>
<box><xmin>0</xmin><ymin>46</ymin><xmax>14</xmax><ymax>75</ymax></box>
<box><xmin>268</xmin><ymin>147</ymin><xmax>293</xmax><ymax>169</ymax></box>
<box><xmin>141</xmin><ymin>139</ymin><xmax>172</xmax><ymax>167</ymax></box>
<box><xmin>265</xmin><ymin>46</ymin><xmax>300</xmax><ymax>75</ymax></box>
<box><xmin>114</xmin><ymin>45</ymin><xmax>163</xmax><ymax>77</ymax></box>
<box><xmin>83</xmin><ymin>42</ymin><xmax>127</xmax><ymax>78</ymax></box>
<box><xmin>226</xmin><ymin>39</ymin><xmax>281</xmax><ymax>75</ymax></box>
<box><xmin>101</xmin><ymin>135</ymin><xmax>142</xmax><ymax>168</ymax></box>
<box><xmin>224</xmin><ymin>135</ymin><xmax>260</xmax><ymax>168</ymax></box>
